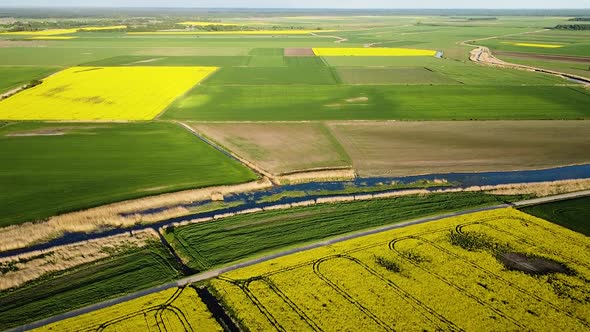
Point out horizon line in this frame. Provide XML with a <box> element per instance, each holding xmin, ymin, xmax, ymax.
<box><xmin>0</xmin><ymin>7</ymin><xmax>589</xmax><ymax>10</ymax></box>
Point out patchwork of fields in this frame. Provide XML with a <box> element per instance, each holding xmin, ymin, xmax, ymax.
<box><xmin>166</xmin><ymin>193</ymin><xmax>522</xmax><ymax>271</ymax></box>
<box><xmin>0</xmin><ymin>12</ymin><xmax>589</xmax><ymax>332</ymax></box>
<box><xmin>0</xmin><ymin>243</ymin><xmax>184</xmax><ymax>330</ymax></box>
<box><xmin>210</xmin><ymin>208</ymin><xmax>590</xmax><ymax>331</ymax></box>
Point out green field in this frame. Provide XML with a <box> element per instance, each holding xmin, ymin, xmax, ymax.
<box><xmin>204</xmin><ymin>65</ymin><xmax>339</xmax><ymax>85</ymax></box>
<box><xmin>163</xmin><ymin>85</ymin><xmax>590</xmax><ymax>121</ymax></box>
<box><xmin>0</xmin><ymin>67</ymin><xmax>58</xmax><ymax>93</ymax></box>
<box><xmin>82</xmin><ymin>55</ymin><xmax>252</xmax><ymax>67</ymax></box>
<box><xmin>336</xmin><ymin>67</ymin><xmax>459</xmax><ymax>84</ymax></box>
<box><xmin>0</xmin><ymin>244</ymin><xmax>182</xmax><ymax>330</ymax></box>
<box><xmin>166</xmin><ymin>192</ymin><xmax>524</xmax><ymax>271</ymax></box>
<box><xmin>478</xmin><ymin>30</ymin><xmax>590</xmax><ymax>57</ymax></box>
<box><xmin>0</xmin><ymin>122</ymin><xmax>257</xmax><ymax>226</ymax></box>
<box><xmin>520</xmin><ymin>197</ymin><xmax>590</xmax><ymax>236</ymax></box>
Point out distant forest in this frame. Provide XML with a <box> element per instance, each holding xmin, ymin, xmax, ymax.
<box><xmin>568</xmin><ymin>17</ymin><xmax>590</xmax><ymax>21</ymax></box>
<box><xmin>554</xmin><ymin>24</ymin><xmax>590</xmax><ymax>30</ymax></box>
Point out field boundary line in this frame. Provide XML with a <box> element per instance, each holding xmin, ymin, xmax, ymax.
<box><xmin>154</xmin><ymin>67</ymin><xmax>220</xmax><ymax>120</ymax></box>
<box><xmin>176</xmin><ymin>121</ymin><xmax>280</xmax><ymax>184</ymax></box>
<box><xmin>10</xmin><ymin>190</ymin><xmax>590</xmax><ymax>332</ymax></box>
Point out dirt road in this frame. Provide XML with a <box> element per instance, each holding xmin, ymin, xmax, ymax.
<box><xmin>462</xmin><ymin>31</ymin><xmax>590</xmax><ymax>85</ymax></box>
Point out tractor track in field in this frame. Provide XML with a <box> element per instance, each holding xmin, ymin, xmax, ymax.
<box><xmin>9</xmin><ymin>190</ymin><xmax>590</xmax><ymax>332</ymax></box>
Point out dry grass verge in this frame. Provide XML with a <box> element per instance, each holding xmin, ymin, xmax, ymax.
<box><xmin>0</xmin><ymin>179</ymin><xmax>271</xmax><ymax>252</ymax></box>
<box><xmin>0</xmin><ymin>229</ymin><xmax>157</xmax><ymax>290</ymax></box>
<box><xmin>278</xmin><ymin>168</ymin><xmax>356</xmax><ymax>184</ymax></box>
<box><xmin>165</xmin><ymin>178</ymin><xmax>590</xmax><ymax>230</ymax></box>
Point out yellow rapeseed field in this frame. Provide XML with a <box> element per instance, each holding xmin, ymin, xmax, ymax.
<box><xmin>128</xmin><ymin>30</ymin><xmax>335</xmax><ymax>35</ymax></box>
<box><xmin>502</xmin><ymin>42</ymin><xmax>565</xmax><ymax>48</ymax></box>
<box><xmin>0</xmin><ymin>28</ymin><xmax>79</xmax><ymax>36</ymax></box>
<box><xmin>0</xmin><ymin>66</ymin><xmax>217</xmax><ymax>121</ymax></box>
<box><xmin>211</xmin><ymin>208</ymin><xmax>590</xmax><ymax>331</ymax></box>
<box><xmin>0</xmin><ymin>26</ymin><xmax>127</xmax><ymax>36</ymax></box>
<box><xmin>312</xmin><ymin>47</ymin><xmax>438</xmax><ymax>56</ymax></box>
<box><xmin>34</xmin><ymin>287</ymin><xmax>222</xmax><ymax>332</ymax></box>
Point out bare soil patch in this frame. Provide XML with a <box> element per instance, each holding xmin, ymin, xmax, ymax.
<box><xmin>328</xmin><ymin>121</ymin><xmax>590</xmax><ymax>177</ymax></box>
<box><xmin>126</xmin><ymin>57</ymin><xmax>164</xmax><ymax>65</ymax></box>
<box><xmin>498</xmin><ymin>252</ymin><xmax>572</xmax><ymax>275</ymax></box>
<box><xmin>284</xmin><ymin>48</ymin><xmax>315</xmax><ymax>56</ymax></box>
<box><xmin>6</xmin><ymin>130</ymin><xmax>65</xmax><ymax>137</ymax></box>
<box><xmin>345</xmin><ymin>96</ymin><xmax>369</xmax><ymax>103</ymax></box>
<box><xmin>0</xmin><ymin>40</ymin><xmax>46</xmax><ymax>48</ymax></box>
<box><xmin>190</xmin><ymin>122</ymin><xmax>351</xmax><ymax>175</ymax></box>
<box><xmin>4</xmin><ymin>126</ymin><xmax>105</xmax><ymax>137</ymax></box>
<box><xmin>494</xmin><ymin>51</ymin><xmax>590</xmax><ymax>63</ymax></box>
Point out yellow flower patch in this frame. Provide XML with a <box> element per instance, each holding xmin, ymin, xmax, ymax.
<box><xmin>502</xmin><ymin>42</ymin><xmax>565</xmax><ymax>48</ymax></box>
<box><xmin>0</xmin><ymin>66</ymin><xmax>217</xmax><ymax>121</ymax></box>
<box><xmin>212</xmin><ymin>208</ymin><xmax>590</xmax><ymax>331</ymax></box>
<box><xmin>34</xmin><ymin>287</ymin><xmax>222</xmax><ymax>332</ymax></box>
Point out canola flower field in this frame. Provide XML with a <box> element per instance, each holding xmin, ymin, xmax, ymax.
<box><xmin>501</xmin><ymin>42</ymin><xmax>565</xmax><ymax>49</ymax></box>
<box><xmin>0</xmin><ymin>26</ymin><xmax>127</xmax><ymax>36</ymax></box>
<box><xmin>35</xmin><ymin>287</ymin><xmax>222</xmax><ymax>332</ymax></box>
<box><xmin>312</xmin><ymin>47</ymin><xmax>438</xmax><ymax>57</ymax></box>
<box><xmin>0</xmin><ymin>66</ymin><xmax>217</xmax><ymax>121</ymax></box>
<box><xmin>210</xmin><ymin>208</ymin><xmax>590</xmax><ymax>331</ymax></box>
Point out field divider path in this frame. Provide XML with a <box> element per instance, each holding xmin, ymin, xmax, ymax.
<box><xmin>10</xmin><ymin>190</ymin><xmax>590</xmax><ymax>332</ymax></box>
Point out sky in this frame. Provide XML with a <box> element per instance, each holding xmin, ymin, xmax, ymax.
<box><xmin>2</xmin><ymin>0</ymin><xmax>589</xmax><ymax>9</ymax></box>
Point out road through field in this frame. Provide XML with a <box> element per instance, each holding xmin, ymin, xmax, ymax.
<box><xmin>11</xmin><ymin>190</ymin><xmax>590</xmax><ymax>332</ymax></box>
<box><xmin>462</xmin><ymin>30</ymin><xmax>590</xmax><ymax>85</ymax></box>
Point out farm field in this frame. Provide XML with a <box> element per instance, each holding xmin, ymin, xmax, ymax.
<box><xmin>35</xmin><ymin>287</ymin><xmax>222</xmax><ymax>332</ymax></box>
<box><xmin>322</xmin><ymin>56</ymin><xmax>567</xmax><ymax>85</ymax></box>
<box><xmin>0</xmin><ymin>243</ymin><xmax>183</xmax><ymax>330</ymax></box>
<box><xmin>0</xmin><ymin>122</ymin><xmax>257</xmax><ymax>227</ymax></box>
<box><xmin>327</xmin><ymin>121</ymin><xmax>590</xmax><ymax>176</ymax></box>
<box><xmin>520</xmin><ymin>196</ymin><xmax>590</xmax><ymax>236</ymax></box>
<box><xmin>478</xmin><ymin>30</ymin><xmax>590</xmax><ymax>57</ymax></box>
<box><xmin>190</xmin><ymin>122</ymin><xmax>351</xmax><ymax>175</ymax></box>
<box><xmin>164</xmin><ymin>85</ymin><xmax>590</xmax><ymax>121</ymax></box>
<box><xmin>0</xmin><ymin>66</ymin><xmax>217</xmax><ymax>120</ymax></box>
<box><xmin>0</xmin><ymin>67</ymin><xmax>58</xmax><ymax>94</ymax></box>
<box><xmin>312</xmin><ymin>47</ymin><xmax>437</xmax><ymax>56</ymax></box>
<box><xmin>166</xmin><ymin>192</ymin><xmax>523</xmax><ymax>271</ymax></box>
<box><xmin>210</xmin><ymin>208</ymin><xmax>590</xmax><ymax>331</ymax></box>
<box><xmin>496</xmin><ymin>54</ymin><xmax>590</xmax><ymax>78</ymax></box>
<box><xmin>335</xmin><ymin>67</ymin><xmax>459</xmax><ymax>84</ymax></box>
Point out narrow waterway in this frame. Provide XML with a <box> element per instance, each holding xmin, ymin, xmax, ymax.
<box><xmin>2</xmin><ymin>164</ymin><xmax>589</xmax><ymax>258</ymax></box>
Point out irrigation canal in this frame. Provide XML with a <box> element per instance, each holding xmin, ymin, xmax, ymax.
<box><xmin>2</xmin><ymin>163</ymin><xmax>590</xmax><ymax>259</ymax></box>
<box><xmin>10</xmin><ymin>189</ymin><xmax>590</xmax><ymax>332</ymax></box>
